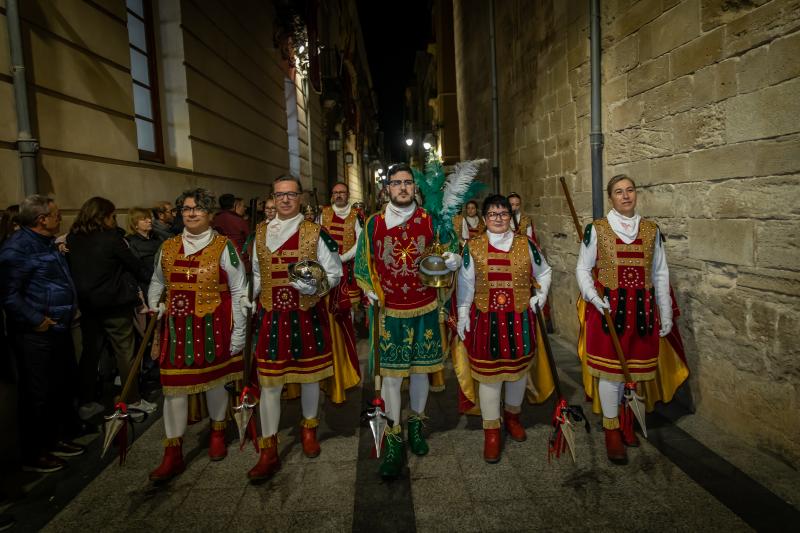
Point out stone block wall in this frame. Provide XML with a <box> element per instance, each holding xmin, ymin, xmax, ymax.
<box><xmin>453</xmin><ymin>0</ymin><xmax>800</xmax><ymax>465</ymax></box>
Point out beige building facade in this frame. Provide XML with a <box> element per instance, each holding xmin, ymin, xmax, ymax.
<box><xmin>453</xmin><ymin>0</ymin><xmax>800</xmax><ymax>466</ymax></box>
<box><xmin>0</xmin><ymin>0</ymin><xmax>374</xmax><ymax>223</ymax></box>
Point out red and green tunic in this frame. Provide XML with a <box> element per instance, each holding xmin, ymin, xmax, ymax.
<box><xmin>463</xmin><ymin>233</ymin><xmax>540</xmax><ymax>382</ymax></box>
<box><xmin>158</xmin><ymin>235</ymin><xmax>243</xmax><ymax>395</ymax></box>
<box><xmin>320</xmin><ymin>206</ymin><xmax>362</xmax><ymax>309</ymax></box>
<box><xmin>355</xmin><ymin>207</ymin><xmax>445</xmax><ymax>377</ymax></box>
<box><xmin>584</xmin><ymin>219</ymin><xmax>661</xmax><ymax>381</ymax></box>
<box><xmin>252</xmin><ymin>220</ymin><xmax>334</xmax><ymax>386</ymax></box>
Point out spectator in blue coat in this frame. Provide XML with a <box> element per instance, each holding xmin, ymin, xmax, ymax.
<box><xmin>0</xmin><ymin>195</ymin><xmax>85</xmax><ymax>473</ymax></box>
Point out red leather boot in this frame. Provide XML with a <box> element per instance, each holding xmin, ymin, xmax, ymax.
<box><xmin>300</xmin><ymin>418</ymin><xmax>321</xmax><ymax>458</ymax></box>
<box><xmin>604</xmin><ymin>428</ymin><xmax>628</xmax><ymax>465</ymax></box>
<box><xmin>503</xmin><ymin>409</ymin><xmax>527</xmax><ymax>442</ymax></box>
<box><xmin>209</xmin><ymin>420</ymin><xmax>228</xmax><ymax>461</ymax></box>
<box><xmin>247</xmin><ymin>435</ymin><xmax>281</xmax><ymax>481</ymax></box>
<box><xmin>483</xmin><ymin>425</ymin><xmax>502</xmax><ymax>463</ymax></box>
<box><xmin>149</xmin><ymin>437</ymin><xmax>186</xmax><ymax>482</ymax></box>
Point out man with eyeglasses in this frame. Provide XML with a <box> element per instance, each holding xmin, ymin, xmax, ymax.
<box><xmin>455</xmin><ymin>194</ymin><xmax>552</xmax><ymax>463</ymax></box>
<box><xmin>243</xmin><ymin>175</ymin><xmax>343</xmax><ymax>481</ymax></box>
<box><xmin>0</xmin><ymin>195</ymin><xmax>85</xmax><ymax>473</ymax></box>
<box><xmin>355</xmin><ymin>163</ymin><xmax>462</xmax><ymax>479</ymax></box>
<box><xmin>146</xmin><ymin>188</ymin><xmax>247</xmax><ymax>482</ymax></box>
<box><xmin>314</xmin><ymin>182</ymin><xmax>363</xmax><ymax>403</ymax></box>
<box><xmin>152</xmin><ymin>201</ymin><xmax>179</xmax><ymax>241</ymax></box>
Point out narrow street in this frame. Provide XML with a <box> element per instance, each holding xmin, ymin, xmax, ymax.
<box><xmin>4</xmin><ymin>336</ymin><xmax>796</xmax><ymax>532</ymax></box>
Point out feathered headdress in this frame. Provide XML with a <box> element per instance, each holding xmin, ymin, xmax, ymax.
<box><xmin>413</xmin><ymin>155</ymin><xmax>487</xmax><ymax>244</ymax></box>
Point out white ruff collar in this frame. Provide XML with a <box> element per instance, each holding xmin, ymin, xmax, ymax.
<box><xmin>487</xmin><ymin>230</ymin><xmax>514</xmax><ymax>252</ymax></box>
<box><xmin>332</xmin><ymin>203</ymin><xmax>351</xmax><ymax>218</ymax></box>
<box><xmin>465</xmin><ymin>215</ymin><xmax>479</xmax><ymax>227</ymax></box>
<box><xmin>385</xmin><ymin>201</ymin><xmax>416</xmax><ymax>230</ymax></box>
<box><xmin>182</xmin><ymin>228</ymin><xmax>214</xmax><ymax>255</ymax></box>
<box><xmin>607</xmin><ymin>209</ymin><xmax>641</xmax><ymax>244</ymax></box>
<box><xmin>266</xmin><ymin>213</ymin><xmax>304</xmax><ymax>252</ymax></box>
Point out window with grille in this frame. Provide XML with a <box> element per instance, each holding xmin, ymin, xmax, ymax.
<box><xmin>126</xmin><ymin>0</ymin><xmax>163</xmax><ymax>162</ymax></box>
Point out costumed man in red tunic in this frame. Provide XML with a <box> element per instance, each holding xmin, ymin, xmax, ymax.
<box><xmin>318</xmin><ymin>181</ymin><xmax>363</xmax><ymax>312</ymax></box>
<box><xmin>354</xmin><ymin>163</ymin><xmax>462</xmax><ymax>479</ymax></box>
<box><xmin>147</xmin><ymin>188</ymin><xmax>246</xmax><ymax>482</ymax></box>
<box><xmin>456</xmin><ymin>194</ymin><xmax>552</xmax><ymax>462</ymax></box>
<box><xmin>245</xmin><ymin>175</ymin><xmax>342</xmax><ymax>481</ymax></box>
<box><xmin>576</xmin><ymin>174</ymin><xmax>674</xmax><ymax>464</ymax></box>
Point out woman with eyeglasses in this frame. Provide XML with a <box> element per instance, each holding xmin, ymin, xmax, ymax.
<box><xmin>455</xmin><ymin>194</ymin><xmax>553</xmax><ymax>463</ymax></box>
<box><xmin>145</xmin><ymin>188</ymin><xmax>247</xmax><ymax>482</ymax></box>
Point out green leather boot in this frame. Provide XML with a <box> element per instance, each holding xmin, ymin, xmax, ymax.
<box><xmin>378</xmin><ymin>426</ymin><xmax>404</xmax><ymax>479</ymax></box>
<box><xmin>407</xmin><ymin>413</ymin><xmax>429</xmax><ymax>456</ymax></box>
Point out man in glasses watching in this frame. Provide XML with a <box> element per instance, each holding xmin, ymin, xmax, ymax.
<box><xmin>146</xmin><ymin>188</ymin><xmax>247</xmax><ymax>482</ymax></box>
<box><xmin>355</xmin><ymin>163</ymin><xmax>462</xmax><ymax>479</ymax></box>
<box><xmin>455</xmin><ymin>195</ymin><xmax>552</xmax><ymax>463</ymax></box>
<box><xmin>243</xmin><ymin>175</ymin><xmax>343</xmax><ymax>481</ymax></box>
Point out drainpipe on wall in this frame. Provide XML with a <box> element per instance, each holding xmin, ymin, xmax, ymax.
<box><xmin>589</xmin><ymin>0</ymin><xmax>604</xmax><ymax>219</ymax></box>
<box><xmin>488</xmin><ymin>0</ymin><xmax>500</xmax><ymax>194</ymax></box>
<box><xmin>6</xmin><ymin>0</ymin><xmax>39</xmax><ymax>196</ymax></box>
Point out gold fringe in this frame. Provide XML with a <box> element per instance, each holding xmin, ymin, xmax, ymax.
<box><xmin>603</xmin><ymin>417</ymin><xmax>620</xmax><ymax>430</ymax></box>
<box><xmin>471</xmin><ymin>366</ymin><xmax>530</xmax><ymax>384</ymax></box>
<box><xmin>386</xmin><ymin>424</ymin><xmax>402</xmax><ymax>435</ymax></box>
<box><xmin>257</xmin><ymin>366</ymin><xmax>334</xmax><ymax>388</ymax></box>
<box><xmin>162</xmin><ymin>371</ymin><xmax>239</xmax><ymax>396</ymax></box>
<box><xmin>483</xmin><ymin>419</ymin><xmax>501</xmax><ymax>429</ymax></box>
<box><xmin>300</xmin><ymin>417</ymin><xmax>319</xmax><ymax>429</ymax></box>
<box><xmin>380</xmin><ymin>363</ymin><xmax>444</xmax><ymax>379</ymax></box>
<box><xmin>257</xmin><ymin>435</ymin><xmax>277</xmax><ymax>450</ymax></box>
<box><xmin>586</xmin><ymin>367</ymin><xmax>657</xmax><ymax>383</ymax></box>
<box><xmin>210</xmin><ymin>420</ymin><xmax>227</xmax><ymax>431</ymax></box>
<box><xmin>383</xmin><ymin>299</ymin><xmax>439</xmax><ymax>318</ymax></box>
<box><xmin>160</xmin><ymin>355</ymin><xmax>244</xmax><ymax>376</ymax></box>
<box><xmin>504</xmin><ymin>404</ymin><xmax>521</xmax><ymax>414</ymax></box>
<box><xmin>163</xmin><ymin>437</ymin><xmax>183</xmax><ymax>447</ymax></box>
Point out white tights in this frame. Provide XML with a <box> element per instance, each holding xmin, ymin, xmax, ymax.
<box><xmin>163</xmin><ymin>384</ymin><xmax>229</xmax><ymax>439</ymax></box>
<box><xmin>478</xmin><ymin>376</ymin><xmax>527</xmax><ymax>421</ymax></box>
<box><xmin>598</xmin><ymin>379</ymin><xmax>625</xmax><ymax>419</ymax></box>
<box><xmin>381</xmin><ymin>373</ymin><xmax>430</xmax><ymax>426</ymax></box>
<box><xmin>258</xmin><ymin>382</ymin><xmax>320</xmax><ymax>437</ymax></box>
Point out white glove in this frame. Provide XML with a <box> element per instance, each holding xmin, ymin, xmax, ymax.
<box><xmin>290</xmin><ymin>279</ymin><xmax>317</xmax><ymax>296</ymax></box>
<box><xmin>659</xmin><ymin>318</ymin><xmax>673</xmax><ymax>338</ymax></box>
<box><xmin>443</xmin><ymin>251</ymin><xmax>462</xmax><ymax>272</ymax></box>
<box><xmin>456</xmin><ymin>307</ymin><xmax>470</xmax><ymax>341</ymax></box>
<box><xmin>366</xmin><ymin>290</ymin><xmax>379</xmax><ymax>306</ymax></box>
<box><xmin>229</xmin><ymin>332</ymin><xmax>245</xmax><ymax>355</ymax></box>
<box><xmin>149</xmin><ymin>303</ymin><xmax>166</xmax><ymax>320</ymax></box>
<box><xmin>590</xmin><ymin>295</ymin><xmax>611</xmax><ymax>315</ymax></box>
<box><xmin>529</xmin><ymin>293</ymin><xmax>547</xmax><ymax>312</ymax></box>
<box><xmin>240</xmin><ymin>296</ymin><xmax>254</xmax><ymax>318</ymax></box>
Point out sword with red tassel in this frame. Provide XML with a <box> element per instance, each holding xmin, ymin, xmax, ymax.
<box><xmin>533</xmin><ymin>301</ymin><xmax>590</xmax><ymax>462</ymax></box>
<box><xmin>101</xmin><ymin>308</ymin><xmax>160</xmax><ymax>464</ymax></box>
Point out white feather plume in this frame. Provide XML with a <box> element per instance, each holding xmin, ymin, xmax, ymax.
<box><xmin>441</xmin><ymin>158</ymin><xmax>488</xmax><ymax>220</ymax></box>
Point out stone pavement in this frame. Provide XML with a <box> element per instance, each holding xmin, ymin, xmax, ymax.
<box><xmin>11</xmin><ymin>335</ymin><xmax>799</xmax><ymax>532</ymax></box>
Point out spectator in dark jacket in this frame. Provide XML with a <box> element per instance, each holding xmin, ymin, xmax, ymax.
<box><xmin>0</xmin><ymin>195</ymin><xmax>84</xmax><ymax>473</ymax></box>
<box><xmin>126</xmin><ymin>207</ymin><xmax>163</xmax><ymax>296</ymax></box>
<box><xmin>67</xmin><ymin>197</ymin><xmax>156</xmax><ymax>418</ymax></box>
<box><xmin>151</xmin><ymin>201</ymin><xmax>178</xmax><ymax>241</ymax></box>
<box><xmin>212</xmin><ymin>193</ymin><xmax>249</xmax><ymax>252</ymax></box>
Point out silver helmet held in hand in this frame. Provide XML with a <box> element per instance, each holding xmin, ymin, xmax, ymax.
<box><xmin>287</xmin><ymin>259</ymin><xmax>331</xmax><ymax>297</ymax></box>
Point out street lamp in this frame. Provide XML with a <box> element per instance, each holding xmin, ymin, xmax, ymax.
<box><xmin>405</xmin><ymin>137</ymin><xmax>413</xmax><ymax>147</ymax></box>
<box><xmin>422</xmin><ymin>133</ymin><xmax>435</xmax><ymax>151</ymax></box>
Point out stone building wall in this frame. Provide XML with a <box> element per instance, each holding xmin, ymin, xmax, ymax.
<box><xmin>0</xmin><ymin>0</ymin><xmax>329</xmax><ymax>220</ymax></box>
<box><xmin>453</xmin><ymin>0</ymin><xmax>800</xmax><ymax>466</ymax></box>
